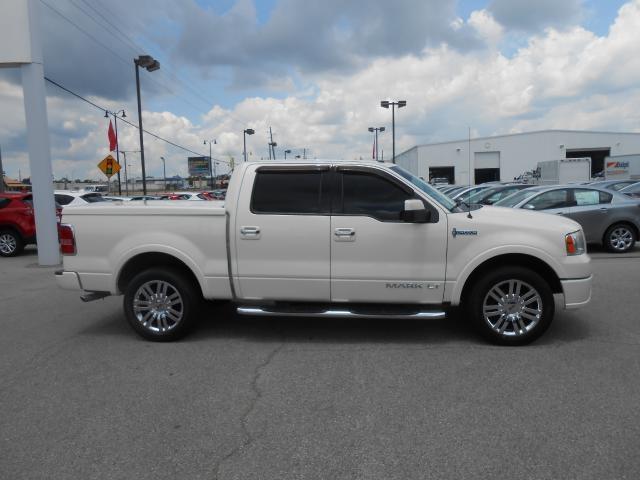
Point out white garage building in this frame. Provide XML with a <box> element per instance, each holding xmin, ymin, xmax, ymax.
<box><xmin>394</xmin><ymin>130</ymin><xmax>640</xmax><ymax>185</ymax></box>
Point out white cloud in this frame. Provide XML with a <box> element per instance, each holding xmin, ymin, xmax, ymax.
<box><xmin>2</xmin><ymin>1</ymin><xmax>640</xmax><ymax>182</ymax></box>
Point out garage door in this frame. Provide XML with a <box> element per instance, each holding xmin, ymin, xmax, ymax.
<box><xmin>474</xmin><ymin>151</ymin><xmax>500</xmax><ymax>168</ymax></box>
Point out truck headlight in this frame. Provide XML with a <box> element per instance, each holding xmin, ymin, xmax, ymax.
<box><xmin>565</xmin><ymin>230</ymin><xmax>586</xmax><ymax>256</ymax></box>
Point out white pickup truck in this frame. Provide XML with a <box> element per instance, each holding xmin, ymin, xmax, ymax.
<box><xmin>56</xmin><ymin>162</ymin><xmax>592</xmax><ymax>345</ymax></box>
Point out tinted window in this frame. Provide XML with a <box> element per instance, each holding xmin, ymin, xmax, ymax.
<box><xmin>82</xmin><ymin>194</ymin><xmax>107</xmax><ymax>203</ymax></box>
<box><xmin>55</xmin><ymin>194</ymin><xmax>74</xmax><ymax>205</ymax></box>
<box><xmin>252</xmin><ymin>170</ymin><xmax>327</xmax><ymax>214</ymax></box>
<box><xmin>599</xmin><ymin>191</ymin><xmax>613</xmax><ymax>204</ymax></box>
<box><xmin>341</xmin><ymin>171</ymin><xmax>411</xmax><ymax>221</ymax></box>
<box><xmin>0</xmin><ymin>198</ymin><xmax>10</xmax><ymax>209</ymax></box>
<box><xmin>573</xmin><ymin>189</ymin><xmax>600</xmax><ymax>206</ymax></box>
<box><xmin>485</xmin><ymin>187</ymin><xmax>523</xmax><ymax>204</ymax></box>
<box><xmin>494</xmin><ymin>188</ymin><xmax>543</xmax><ymax>207</ymax></box>
<box><xmin>523</xmin><ymin>189</ymin><xmax>571</xmax><ymax>210</ymax></box>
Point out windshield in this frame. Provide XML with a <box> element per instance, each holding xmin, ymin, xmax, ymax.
<box><xmin>390</xmin><ymin>165</ymin><xmax>458</xmax><ymax>211</ymax></box>
<box><xmin>493</xmin><ymin>188</ymin><xmax>542</xmax><ymax>207</ymax></box>
<box><xmin>621</xmin><ymin>182</ymin><xmax>640</xmax><ymax>194</ymax></box>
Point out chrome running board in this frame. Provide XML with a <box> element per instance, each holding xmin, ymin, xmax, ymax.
<box><xmin>236</xmin><ymin>306</ymin><xmax>446</xmax><ymax>320</ymax></box>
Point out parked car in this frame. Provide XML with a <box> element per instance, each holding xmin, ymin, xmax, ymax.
<box><xmin>0</xmin><ymin>193</ymin><xmax>61</xmax><ymax>257</ymax></box>
<box><xmin>129</xmin><ymin>195</ymin><xmax>161</xmax><ymax>201</ymax></box>
<box><xmin>466</xmin><ymin>184</ymin><xmax>534</xmax><ymax>205</ymax></box>
<box><xmin>587</xmin><ymin>179</ymin><xmax>638</xmax><ymax>192</ymax></box>
<box><xmin>55</xmin><ymin>190</ymin><xmax>108</xmax><ymax>206</ymax></box>
<box><xmin>0</xmin><ymin>193</ymin><xmax>36</xmax><ymax>257</ymax></box>
<box><xmin>56</xmin><ymin>161</ymin><xmax>592</xmax><ymax>346</ymax></box>
<box><xmin>103</xmin><ymin>196</ymin><xmax>131</xmax><ymax>202</ymax></box>
<box><xmin>207</xmin><ymin>189</ymin><xmax>227</xmax><ymax>200</ymax></box>
<box><xmin>619</xmin><ymin>182</ymin><xmax>640</xmax><ymax>199</ymax></box>
<box><xmin>160</xmin><ymin>192</ymin><xmax>212</xmax><ymax>201</ymax></box>
<box><xmin>443</xmin><ymin>186</ymin><xmax>468</xmax><ymax>197</ymax></box>
<box><xmin>494</xmin><ymin>185</ymin><xmax>640</xmax><ymax>253</ymax></box>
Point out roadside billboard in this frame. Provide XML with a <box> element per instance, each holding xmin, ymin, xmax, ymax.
<box><xmin>188</xmin><ymin>156</ymin><xmax>210</xmax><ymax>176</ymax></box>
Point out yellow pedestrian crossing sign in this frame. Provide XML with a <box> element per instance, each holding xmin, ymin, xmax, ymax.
<box><xmin>98</xmin><ymin>154</ymin><xmax>121</xmax><ymax>178</ymax></box>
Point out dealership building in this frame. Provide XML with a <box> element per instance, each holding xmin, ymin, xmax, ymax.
<box><xmin>394</xmin><ymin>130</ymin><xmax>640</xmax><ymax>185</ymax></box>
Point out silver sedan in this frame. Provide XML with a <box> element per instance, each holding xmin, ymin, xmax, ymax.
<box><xmin>494</xmin><ymin>185</ymin><xmax>640</xmax><ymax>253</ymax></box>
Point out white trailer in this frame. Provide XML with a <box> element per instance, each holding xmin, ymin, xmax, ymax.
<box><xmin>537</xmin><ymin>158</ymin><xmax>591</xmax><ymax>185</ymax></box>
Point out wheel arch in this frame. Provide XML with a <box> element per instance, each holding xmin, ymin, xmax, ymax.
<box><xmin>602</xmin><ymin>221</ymin><xmax>639</xmax><ymax>244</ymax></box>
<box><xmin>116</xmin><ymin>252</ymin><xmax>204</xmax><ymax>297</ymax></box>
<box><xmin>458</xmin><ymin>253</ymin><xmax>563</xmax><ymax>307</ymax></box>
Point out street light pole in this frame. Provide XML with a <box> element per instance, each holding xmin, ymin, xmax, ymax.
<box><xmin>284</xmin><ymin>149</ymin><xmax>291</xmax><ymax>160</ymax></box>
<box><xmin>380</xmin><ymin>100</ymin><xmax>406</xmax><ymax>163</ymax></box>
<box><xmin>134</xmin><ymin>55</ymin><xmax>160</xmax><ymax>195</ymax></box>
<box><xmin>368</xmin><ymin>127</ymin><xmax>385</xmax><ymax>161</ymax></box>
<box><xmin>243</xmin><ymin>129</ymin><xmax>255</xmax><ymax>162</ymax></box>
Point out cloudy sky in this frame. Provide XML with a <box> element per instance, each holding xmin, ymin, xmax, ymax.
<box><xmin>1</xmin><ymin>0</ymin><xmax>639</xmax><ymax>181</ymax></box>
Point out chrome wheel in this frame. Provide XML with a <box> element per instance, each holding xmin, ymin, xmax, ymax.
<box><xmin>482</xmin><ymin>279</ymin><xmax>543</xmax><ymax>337</ymax></box>
<box><xmin>133</xmin><ymin>280</ymin><xmax>184</xmax><ymax>333</ymax></box>
<box><xmin>0</xmin><ymin>233</ymin><xmax>17</xmax><ymax>255</ymax></box>
<box><xmin>609</xmin><ymin>227</ymin><xmax>633</xmax><ymax>252</ymax></box>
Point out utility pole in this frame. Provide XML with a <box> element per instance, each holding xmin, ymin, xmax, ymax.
<box><xmin>269</xmin><ymin>127</ymin><xmax>277</xmax><ymax>160</ymax></box>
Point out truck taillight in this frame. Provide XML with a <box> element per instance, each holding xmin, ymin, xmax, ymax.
<box><xmin>58</xmin><ymin>224</ymin><xmax>76</xmax><ymax>255</ymax></box>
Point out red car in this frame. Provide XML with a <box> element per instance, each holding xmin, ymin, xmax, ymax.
<box><xmin>0</xmin><ymin>193</ymin><xmax>61</xmax><ymax>257</ymax></box>
<box><xmin>0</xmin><ymin>193</ymin><xmax>37</xmax><ymax>257</ymax></box>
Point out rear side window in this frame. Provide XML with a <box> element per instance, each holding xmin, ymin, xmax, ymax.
<box><xmin>82</xmin><ymin>194</ymin><xmax>107</xmax><ymax>203</ymax></box>
<box><xmin>0</xmin><ymin>198</ymin><xmax>10</xmax><ymax>209</ymax></box>
<box><xmin>524</xmin><ymin>189</ymin><xmax>571</xmax><ymax>210</ymax></box>
<box><xmin>251</xmin><ymin>170</ymin><xmax>328</xmax><ymax>214</ymax></box>
<box><xmin>599</xmin><ymin>191</ymin><xmax>613</xmax><ymax>204</ymax></box>
<box><xmin>340</xmin><ymin>171</ymin><xmax>411</xmax><ymax>221</ymax></box>
<box><xmin>55</xmin><ymin>194</ymin><xmax>74</xmax><ymax>205</ymax></box>
<box><xmin>573</xmin><ymin>189</ymin><xmax>600</xmax><ymax>206</ymax></box>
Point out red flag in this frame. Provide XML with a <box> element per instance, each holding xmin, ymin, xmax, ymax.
<box><xmin>108</xmin><ymin>120</ymin><xmax>117</xmax><ymax>151</ymax></box>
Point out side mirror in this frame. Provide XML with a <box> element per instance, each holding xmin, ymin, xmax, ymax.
<box><xmin>401</xmin><ymin>199</ymin><xmax>431</xmax><ymax>223</ymax></box>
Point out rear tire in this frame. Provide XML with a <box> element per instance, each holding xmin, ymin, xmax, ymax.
<box><xmin>123</xmin><ymin>267</ymin><xmax>201</xmax><ymax>341</ymax></box>
<box><xmin>467</xmin><ymin>266</ymin><xmax>554</xmax><ymax>346</ymax></box>
<box><xmin>0</xmin><ymin>229</ymin><xmax>24</xmax><ymax>257</ymax></box>
<box><xmin>604</xmin><ymin>223</ymin><xmax>636</xmax><ymax>253</ymax></box>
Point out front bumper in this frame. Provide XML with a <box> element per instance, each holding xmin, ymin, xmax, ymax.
<box><xmin>561</xmin><ymin>275</ymin><xmax>592</xmax><ymax>309</ymax></box>
<box><xmin>55</xmin><ymin>270</ymin><xmax>82</xmax><ymax>291</ymax></box>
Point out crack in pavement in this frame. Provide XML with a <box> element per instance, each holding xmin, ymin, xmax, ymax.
<box><xmin>212</xmin><ymin>341</ymin><xmax>286</xmax><ymax>480</ymax></box>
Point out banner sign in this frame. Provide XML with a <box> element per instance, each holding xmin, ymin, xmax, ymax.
<box><xmin>605</xmin><ymin>160</ymin><xmax>630</xmax><ymax>180</ymax></box>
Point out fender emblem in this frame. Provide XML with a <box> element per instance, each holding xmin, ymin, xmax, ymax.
<box><xmin>452</xmin><ymin>228</ymin><xmax>478</xmax><ymax>238</ymax></box>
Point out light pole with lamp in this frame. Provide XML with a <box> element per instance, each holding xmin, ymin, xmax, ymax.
<box><xmin>368</xmin><ymin>126</ymin><xmax>385</xmax><ymax>162</ymax></box>
<box><xmin>284</xmin><ymin>149</ymin><xmax>291</xmax><ymax>160</ymax></box>
<box><xmin>203</xmin><ymin>139</ymin><xmax>216</xmax><ymax>188</ymax></box>
<box><xmin>380</xmin><ymin>100</ymin><xmax>406</xmax><ymax>163</ymax></box>
<box><xmin>104</xmin><ymin>109</ymin><xmax>126</xmax><ymax>194</ymax></box>
<box><xmin>243</xmin><ymin>129</ymin><xmax>255</xmax><ymax>162</ymax></box>
<box><xmin>120</xmin><ymin>150</ymin><xmax>141</xmax><ymax>196</ymax></box>
<box><xmin>134</xmin><ymin>55</ymin><xmax>160</xmax><ymax>195</ymax></box>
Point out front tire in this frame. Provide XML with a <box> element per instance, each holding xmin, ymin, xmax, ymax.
<box><xmin>123</xmin><ymin>267</ymin><xmax>201</xmax><ymax>341</ymax></box>
<box><xmin>604</xmin><ymin>223</ymin><xmax>636</xmax><ymax>253</ymax></box>
<box><xmin>467</xmin><ymin>267</ymin><xmax>554</xmax><ymax>346</ymax></box>
<box><xmin>0</xmin><ymin>230</ymin><xmax>24</xmax><ymax>257</ymax></box>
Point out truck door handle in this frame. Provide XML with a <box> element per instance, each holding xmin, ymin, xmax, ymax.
<box><xmin>240</xmin><ymin>226</ymin><xmax>261</xmax><ymax>239</ymax></box>
<box><xmin>334</xmin><ymin>228</ymin><xmax>356</xmax><ymax>242</ymax></box>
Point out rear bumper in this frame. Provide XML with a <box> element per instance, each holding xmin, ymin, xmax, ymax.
<box><xmin>561</xmin><ymin>275</ymin><xmax>592</xmax><ymax>309</ymax></box>
<box><xmin>55</xmin><ymin>270</ymin><xmax>82</xmax><ymax>291</ymax></box>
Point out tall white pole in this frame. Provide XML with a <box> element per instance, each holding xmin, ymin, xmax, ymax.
<box><xmin>21</xmin><ymin>0</ymin><xmax>59</xmax><ymax>265</ymax></box>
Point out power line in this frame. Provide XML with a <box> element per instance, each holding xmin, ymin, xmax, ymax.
<box><xmin>74</xmin><ymin>0</ymin><xmax>252</xmax><ymax>130</ymax></box>
<box><xmin>44</xmin><ymin>76</ymin><xmax>230</xmax><ymax>164</ymax></box>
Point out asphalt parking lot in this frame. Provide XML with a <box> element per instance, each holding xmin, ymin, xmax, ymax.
<box><xmin>1</xmin><ymin>246</ymin><xmax>640</xmax><ymax>480</ymax></box>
